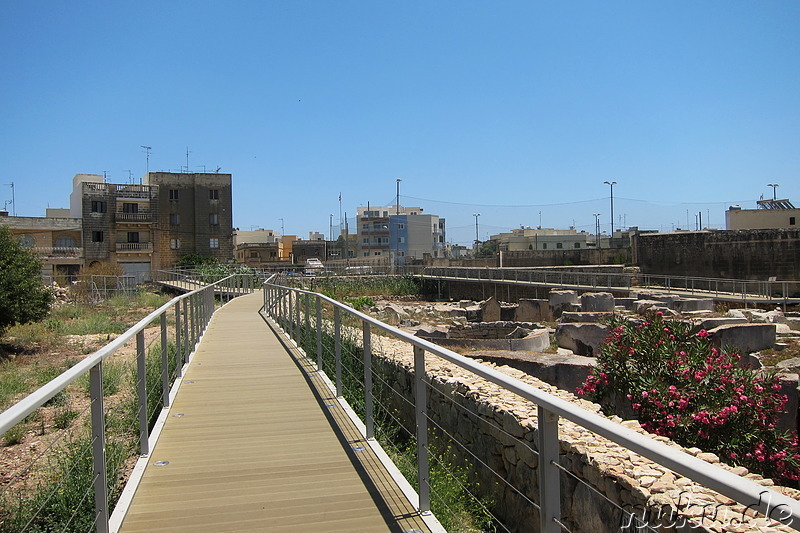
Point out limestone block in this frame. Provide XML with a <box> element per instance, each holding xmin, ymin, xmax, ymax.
<box><xmin>479</xmin><ymin>297</ymin><xmax>501</xmax><ymax>322</ymax></box>
<box><xmin>554</xmin><ymin>323</ymin><xmax>610</xmax><ymax>356</ymax></box>
<box><xmin>709</xmin><ymin>323</ymin><xmax>777</xmax><ymax>354</ymax></box>
<box><xmin>580</xmin><ymin>292</ymin><xmax>615</xmax><ymax>312</ymax></box>
<box><xmin>560</xmin><ymin>312</ymin><xmax>613</xmax><ymax>323</ymax></box>
<box><xmin>382</xmin><ymin>303</ymin><xmax>409</xmax><ymax>319</ymax></box>
<box><xmin>695</xmin><ymin>317</ymin><xmax>747</xmax><ymax>331</ymax></box>
<box><xmin>673</xmin><ymin>298</ymin><xmax>715</xmax><ymax>313</ymax></box>
<box><xmin>515</xmin><ymin>299</ymin><xmax>550</xmax><ymax>322</ymax></box>
<box><xmin>785</xmin><ymin>317</ymin><xmax>800</xmax><ymax>331</ymax></box>
<box><xmin>549</xmin><ymin>290</ymin><xmax>579</xmax><ymax>319</ymax></box>
<box><xmin>413</xmin><ymin>325</ymin><xmax>448</xmax><ymax>338</ymax></box>
<box><xmin>614</xmin><ymin>297</ymin><xmax>637</xmax><ymax>311</ymax></box>
<box><xmin>634</xmin><ymin>300</ymin><xmax>666</xmax><ymax>315</ymax></box>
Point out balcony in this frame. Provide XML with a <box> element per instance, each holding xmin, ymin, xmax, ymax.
<box><xmin>115</xmin><ymin>212</ymin><xmax>153</xmax><ymax>223</ymax></box>
<box><xmin>116</xmin><ymin>242</ymin><xmax>154</xmax><ymax>253</ymax></box>
<box><xmin>31</xmin><ymin>247</ymin><xmax>84</xmax><ymax>259</ymax></box>
<box><xmin>113</xmin><ymin>184</ymin><xmax>155</xmax><ymax>199</ymax></box>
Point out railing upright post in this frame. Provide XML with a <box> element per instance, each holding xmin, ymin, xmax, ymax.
<box><xmin>295</xmin><ymin>290</ymin><xmax>301</xmax><ymax>344</ymax></box>
<box><xmin>136</xmin><ymin>330</ymin><xmax>149</xmax><ymax>455</ymax></box>
<box><xmin>288</xmin><ymin>290</ymin><xmax>294</xmax><ymax>341</ymax></box>
<box><xmin>182</xmin><ymin>298</ymin><xmax>189</xmax><ymax>365</ymax></box>
<box><xmin>175</xmin><ymin>302</ymin><xmax>182</xmax><ymax>378</ymax></box>
<box><xmin>414</xmin><ymin>345</ymin><xmax>430</xmax><ymax>513</ymax></box>
<box><xmin>316</xmin><ymin>295</ymin><xmax>323</xmax><ymax>371</ymax></box>
<box><xmin>334</xmin><ymin>306</ymin><xmax>342</xmax><ymax>397</ymax></box>
<box><xmin>160</xmin><ymin>313</ymin><xmax>170</xmax><ymax>408</ymax></box>
<box><xmin>363</xmin><ymin>321</ymin><xmax>373</xmax><ymax>440</ymax></box>
<box><xmin>304</xmin><ymin>293</ymin><xmax>310</xmax><ymax>354</ymax></box>
<box><xmin>90</xmin><ymin>362</ymin><xmax>109</xmax><ymax>533</ymax></box>
<box><xmin>537</xmin><ymin>406</ymin><xmax>561</xmax><ymax>533</ymax></box>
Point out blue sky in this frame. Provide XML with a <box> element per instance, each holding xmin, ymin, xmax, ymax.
<box><xmin>2</xmin><ymin>1</ymin><xmax>798</xmax><ymax>246</ymax></box>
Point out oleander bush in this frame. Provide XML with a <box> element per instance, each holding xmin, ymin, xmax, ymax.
<box><xmin>577</xmin><ymin>313</ymin><xmax>800</xmax><ymax>483</ymax></box>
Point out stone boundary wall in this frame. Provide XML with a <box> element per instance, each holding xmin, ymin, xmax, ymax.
<box><xmin>501</xmin><ymin>249</ymin><xmax>631</xmax><ymax>268</ymax></box>
<box><xmin>632</xmin><ymin>229</ymin><xmax>800</xmax><ymax>283</ymax></box>
<box><xmin>446</xmin><ymin>321</ymin><xmax>542</xmax><ymax>340</ymax></box>
<box><xmin>368</xmin><ymin>339</ymin><xmax>792</xmax><ymax>533</ymax></box>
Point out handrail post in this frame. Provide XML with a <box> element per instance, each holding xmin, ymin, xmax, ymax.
<box><xmin>363</xmin><ymin>321</ymin><xmax>373</xmax><ymax>440</ymax></box>
<box><xmin>316</xmin><ymin>295</ymin><xmax>323</xmax><ymax>371</ymax></box>
<box><xmin>295</xmin><ymin>290</ymin><xmax>301</xmax><ymax>344</ymax></box>
<box><xmin>175</xmin><ymin>302</ymin><xmax>182</xmax><ymax>377</ymax></box>
<box><xmin>334</xmin><ymin>306</ymin><xmax>342</xmax><ymax>397</ymax></box>
<box><xmin>182</xmin><ymin>298</ymin><xmax>189</xmax><ymax>366</ymax></box>
<box><xmin>414</xmin><ymin>345</ymin><xmax>430</xmax><ymax>513</ymax></box>
<box><xmin>288</xmin><ymin>290</ymin><xmax>294</xmax><ymax>341</ymax></box>
<box><xmin>304</xmin><ymin>293</ymin><xmax>310</xmax><ymax>354</ymax></box>
<box><xmin>538</xmin><ymin>406</ymin><xmax>561</xmax><ymax>533</ymax></box>
<box><xmin>90</xmin><ymin>362</ymin><xmax>109</xmax><ymax>533</ymax></box>
<box><xmin>160</xmin><ymin>313</ymin><xmax>169</xmax><ymax>408</ymax></box>
<box><xmin>136</xmin><ymin>330</ymin><xmax>149</xmax><ymax>455</ymax></box>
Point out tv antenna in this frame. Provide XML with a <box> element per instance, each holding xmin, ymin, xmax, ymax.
<box><xmin>126</xmin><ymin>170</ymin><xmax>133</xmax><ymax>184</ymax></box>
<box><xmin>3</xmin><ymin>182</ymin><xmax>14</xmax><ymax>216</ymax></box>
<box><xmin>141</xmin><ymin>146</ymin><xmax>152</xmax><ymax>173</ymax></box>
<box><xmin>103</xmin><ymin>171</ymin><xmax>110</xmax><ymax>183</ymax></box>
<box><xmin>185</xmin><ymin>146</ymin><xmax>192</xmax><ymax>173</ymax></box>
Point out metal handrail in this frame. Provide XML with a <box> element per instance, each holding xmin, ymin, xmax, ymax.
<box><xmin>263</xmin><ymin>280</ymin><xmax>800</xmax><ymax>531</ymax></box>
<box><xmin>416</xmin><ymin>266</ymin><xmax>796</xmax><ymax>302</ymax></box>
<box><xmin>0</xmin><ymin>272</ymin><xmax>263</xmax><ymax>533</ymax></box>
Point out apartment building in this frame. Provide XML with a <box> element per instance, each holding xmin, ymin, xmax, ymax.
<box><xmin>143</xmin><ymin>172</ymin><xmax>233</xmax><ymax>267</ymax></box>
<box><xmin>69</xmin><ymin>174</ymin><xmax>159</xmax><ymax>280</ymax></box>
<box><xmin>66</xmin><ymin>172</ymin><xmax>233</xmax><ymax>280</ymax></box>
<box><xmin>491</xmin><ymin>227</ymin><xmax>594</xmax><ymax>251</ymax></box>
<box><xmin>726</xmin><ymin>199</ymin><xmax>799</xmax><ymax>230</ymax></box>
<box><xmin>0</xmin><ymin>208</ymin><xmax>83</xmax><ymax>280</ymax></box>
<box><xmin>356</xmin><ymin>205</ymin><xmax>446</xmax><ymax>263</ymax></box>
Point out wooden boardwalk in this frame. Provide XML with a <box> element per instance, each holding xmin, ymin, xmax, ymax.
<box><xmin>118</xmin><ymin>291</ymin><xmax>429</xmax><ymax>533</ymax></box>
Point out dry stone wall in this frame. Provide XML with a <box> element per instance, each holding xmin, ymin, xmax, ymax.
<box><xmin>367</xmin><ymin>335</ymin><xmax>796</xmax><ymax>533</ymax></box>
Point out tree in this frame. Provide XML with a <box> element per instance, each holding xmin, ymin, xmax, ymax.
<box><xmin>475</xmin><ymin>239</ymin><xmax>498</xmax><ymax>259</ymax></box>
<box><xmin>0</xmin><ymin>226</ymin><xmax>53</xmax><ymax>335</ymax></box>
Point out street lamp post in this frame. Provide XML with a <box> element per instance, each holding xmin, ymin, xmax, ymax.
<box><xmin>329</xmin><ymin>213</ymin><xmax>334</xmax><ymax>242</ymax></box>
<box><xmin>768</xmin><ymin>183</ymin><xmax>779</xmax><ymax>201</ymax></box>
<box><xmin>473</xmin><ymin>213</ymin><xmax>481</xmax><ymax>250</ymax></box>
<box><xmin>593</xmin><ymin>213</ymin><xmax>601</xmax><ymax>247</ymax></box>
<box><xmin>394</xmin><ymin>179</ymin><xmax>402</xmax><ymax>274</ymax></box>
<box><xmin>604</xmin><ymin>180</ymin><xmax>617</xmax><ymax>238</ymax></box>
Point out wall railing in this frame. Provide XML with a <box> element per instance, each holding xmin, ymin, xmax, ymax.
<box><xmin>0</xmin><ymin>273</ymin><xmax>260</xmax><ymax>533</ymax></box>
<box><xmin>417</xmin><ymin>266</ymin><xmax>797</xmax><ymax>303</ymax></box>
<box><xmin>263</xmin><ymin>280</ymin><xmax>800</xmax><ymax>532</ymax></box>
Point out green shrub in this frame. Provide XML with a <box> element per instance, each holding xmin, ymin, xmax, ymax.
<box><xmin>0</xmin><ymin>226</ymin><xmax>53</xmax><ymax>335</ymax></box>
<box><xmin>578</xmin><ymin>314</ymin><xmax>800</xmax><ymax>482</ymax></box>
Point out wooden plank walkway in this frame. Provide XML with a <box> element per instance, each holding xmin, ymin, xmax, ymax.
<box><xmin>118</xmin><ymin>291</ymin><xmax>429</xmax><ymax>533</ymax></box>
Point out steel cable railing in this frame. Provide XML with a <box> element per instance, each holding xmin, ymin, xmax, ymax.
<box><xmin>0</xmin><ymin>273</ymin><xmax>263</xmax><ymax>533</ymax></box>
<box><xmin>263</xmin><ymin>280</ymin><xmax>800</xmax><ymax>533</ymax></box>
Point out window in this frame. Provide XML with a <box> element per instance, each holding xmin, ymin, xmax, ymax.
<box><xmin>210</xmin><ymin>238</ymin><xmax>219</xmax><ymax>249</ymax></box>
<box><xmin>250</xmin><ymin>251</ymin><xmax>259</xmax><ymax>258</ymax></box>
<box><xmin>18</xmin><ymin>234</ymin><xmax>35</xmax><ymax>247</ymax></box>
<box><xmin>91</xmin><ymin>231</ymin><xmax>104</xmax><ymax>243</ymax></box>
<box><xmin>574</xmin><ymin>242</ymin><xmax>581</xmax><ymax>248</ymax></box>
<box><xmin>542</xmin><ymin>243</ymin><xmax>547</xmax><ymax>249</ymax></box>
<box><xmin>209</xmin><ymin>189</ymin><xmax>219</xmax><ymax>200</ymax></box>
<box><xmin>169</xmin><ymin>189</ymin><xmax>179</xmax><ymax>200</ymax></box>
<box><xmin>398</xmin><ymin>237</ymin><xmax>405</xmax><ymax>243</ymax></box>
<box><xmin>170</xmin><ymin>239</ymin><xmax>181</xmax><ymax>250</ymax></box>
<box><xmin>398</xmin><ymin>224</ymin><xmax>405</xmax><ymax>229</ymax></box>
<box><xmin>209</xmin><ymin>213</ymin><xmax>219</xmax><ymax>226</ymax></box>
<box><xmin>127</xmin><ymin>232</ymin><xmax>139</xmax><ymax>243</ymax></box>
<box><xmin>91</xmin><ymin>201</ymin><xmax>106</xmax><ymax>213</ymax></box>
<box><xmin>122</xmin><ymin>202</ymin><xmax>138</xmax><ymax>214</ymax></box>
<box><xmin>556</xmin><ymin>242</ymin><xmax>563</xmax><ymax>249</ymax></box>
<box><xmin>791</xmin><ymin>217</ymin><xmax>796</xmax><ymax>226</ymax></box>
<box><xmin>362</xmin><ymin>238</ymin><xmax>369</xmax><ymax>244</ymax></box>
<box><xmin>55</xmin><ymin>236</ymin><xmax>76</xmax><ymax>247</ymax></box>
<box><xmin>170</xmin><ymin>213</ymin><xmax>180</xmax><ymax>225</ymax></box>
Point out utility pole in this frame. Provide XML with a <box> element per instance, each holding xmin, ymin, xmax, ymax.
<box><xmin>604</xmin><ymin>180</ymin><xmax>616</xmax><ymax>237</ymax></box>
<box><xmin>329</xmin><ymin>213</ymin><xmax>334</xmax><ymax>242</ymax></box>
<box><xmin>473</xmin><ymin>213</ymin><xmax>481</xmax><ymax>250</ymax></box>
<box><xmin>593</xmin><ymin>213</ymin><xmax>601</xmax><ymax>247</ymax></box>
<box><xmin>768</xmin><ymin>183</ymin><xmax>779</xmax><ymax>201</ymax></box>
<box><xmin>394</xmin><ymin>179</ymin><xmax>402</xmax><ymax>273</ymax></box>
